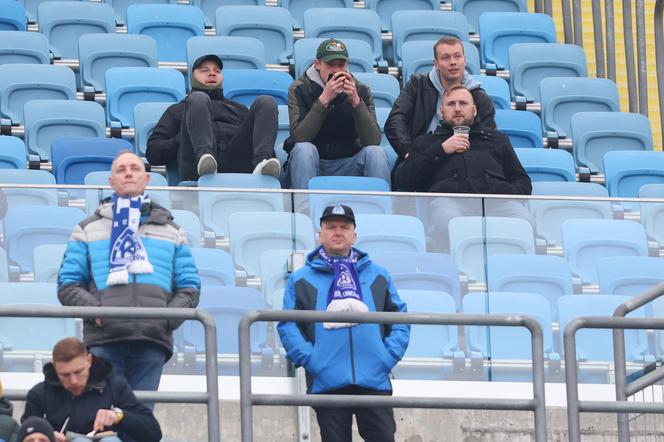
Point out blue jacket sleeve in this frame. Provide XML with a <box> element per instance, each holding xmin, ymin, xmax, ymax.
<box><xmin>57</xmin><ymin>234</ymin><xmax>100</xmax><ymax>307</ymax></box>
<box><xmin>277</xmin><ymin>276</ymin><xmax>313</xmax><ymax>368</ymax></box>
<box><xmin>382</xmin><ymin>275</ymin><xmax>410</xmax><ymax>367</ymax></box>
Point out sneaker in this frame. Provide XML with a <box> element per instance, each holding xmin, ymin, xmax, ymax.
<box><xmin>197</xmin><ymin>153</ymin><xmax>217</xmax><ymax>177</ymax></box>
<box><xmin>252</xmin><ymin>158</ymin><xmax>281</xmax><ymax>178</ymax></box>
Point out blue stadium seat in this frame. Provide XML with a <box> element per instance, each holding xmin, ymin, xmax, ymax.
<box><xmin>401</xmin><ymin>40</ymin><xmax>479</xmax><ymax>85</ymax></box>
<box><xmin>0</xmin><ymin>0</ymin><xmax>27</xmax><ymax>30</ymax></box>
<box><xmin>639</xmin><ymin>183</ymin><xmax>664</xmax><ymax>246</ymax></box>
<box><xmin>24</xmin><ymin>100</ymin><xmax>107</xmax><ymax>162</ymax></box>
<box><xmin>449</xmin><ymin>216</ymin><xmax>535</xmax><ymax>282</ymax></box>
<box><xmin>562</xmin><ymin>219</ymin><xmax>649</xmax><ymax>284</ymax></box>
<box><xmin>0</xmin><ymin>64</ymin><xmax>76</xmax><ymax>126</ymax></box>
<box><xmin>367</xmin><ymin>0</ymin><xmax>440</xmax><ymax>32</ymax></box>
<box><xmin>354</xmin><ymin>214</ymin><xmax>426</xmax><ymax>256</ymax></box>
<box><xmin>33</xmin><ymin>244</ymin><xmax>67</xmax><ymax>283</ymax></box>
<box><xmin>293</xmin><ymin>38</ymin><xmax>375</xmax><ymax>79</ymax></box>
<box><xmin>106</xmin><ymin>0</ymin><xmax>175</xmax><ymax>26</ymax></box>
<box><xmin>391</xmin><ymin>10</ymin><xmax>469</xmax><ymax>63</ymax></box>
<box><xmin>495</xmin><ymin>110</ymin><xmax>543</xmax><ymax>148</ymax></box>
<box><xmin>0</xmin><ymin>249</ymin><xmax>9</xmax><ymax>282</ymax></box>
<box><xmin>478</xmin><ymin>12</ymin><xmax>556</xmax><ymax>71</ymax></box>
<box><xmin>84</xmin><ymin>170</ymin><xmax>170</xmax><ymax>214</ymax></box>
<box><xmin>259</xmin><ymin>248</ymin><xmax>297</xmax><ymax>309</ymax></box>
<box><xmin>38</xmin><ymin>1</ymin><xmax>116</xmax><ymax>60</ymax></box>
<box><xmin>649</xmin><ymin>297</ymin><xmax>664</xmax><ymax>358</ymax></box>
<box><xmin>0</xmin><ymin>31</ymin><xmax>50</xmax><ymax>64</ymax></box>
<box><xmin>190</xmin><ymin>247</ymin><xmax>236</xmax><ymax>287</ymax></box>
<box><xmin>540</xmin><ymin>77</ymin><xmax>620</xmax><ymax>139</ymax></box>
<box><xmin>515</xmin><ymin>148</ymin><xmax>576</xmax><ymax>182</ymax></box>
<box><xmin>4</xmin><ymin>206</ymin><xmax>86</xmax><ymax>272</ymax></box>
<box><xmin>51</xmin><ymin>138</ymin><xmax>133</xmax><ymax>186</ymax></box>
<box><xmin>275</xmin><ymin>104</ymin><xmax>289</xmax><ymax>165</ymax></box>
<box><xmin>304</xmin><ymin>8</ymin><xmax>383</xmax><ymax>63</ymax></box>
<box><xmin>215</xmin><ymin>6</ymin><xmax>294</xmax><ymax>65</ymax></box>
<box><xmin>597</xmin><ymin>256</ymin><xmax>664</xmax><ymax>296</ymax></box>
<box><xmin>0</xmin><ymin>169</ymin><xmax>58</xmax><ymax>206</ymax></box>
<box><xmin>375</xmin><ymin>107</ymin><xmax>397</xmax><ymax>169</ymax></box>
<box><xmin>453</xmin><ymin>0</ymin><xmax>527</xmax><ymax>34</ymax></box>
<box><xmin>352</xmin><ymin>72</ymin><xmax>400</xmax><ymax>108</ymax></box>
<box><xmin>471</xmin><ymin>75</ymin><xmax>511</xmax><ymax>110</ymax></box>
<box><xmin>604</xmin><ymin>151</ymin><xmax>664</xmax><ymax>201</ymax></box>
<box><xmin>529</xmin><ymin>181</ymin><xmax>611</xmax><ymax>246</ymax></box>
<box><xmin>0</xmin><ymin>136</ymin><xmax>27</xmax><ymax>169</ymax></box>
<box><xmin>221</xmin><ymin>69</ymin><xmax>291</xmax><ymax>106</ymax></box>
<box><xmin>571</xmin><ymin>112</ymin><xmax>653</xmax><ymax>174</ymax></box>
<box><xmin>190</xmin><ymin>0</ymin><xmax>265</xmax><ymax>28</ymax></box>
<box><xmin>308</xmin><ymin>176</ymin><xmax>392</xmax><ymax>224</ymax></box>
<box><xmin>105</xmin><ymin>67</ymin><xmax>185</xmax><ymax>127</ymax></box>
<box><xmin>171</xmin><ymin>209</ymin><xmax>203</xmax><ymax>248</ymax></box>
<box><xmin>127</xmin><ymin>4</ymin><xmax>205</xmax><ymax>63</ymax></box>
<box><xmin>198</xmin><ymin>173</ymin><xmax>284</xmax><ymax>238</ymax></box>
<box><xmin>228</xmin><ymin>211</ymin><xmax>315</xmax><ymax>277</ymax></box>
<box><xmin>280</xmin><ymin>0</ymin><xmax>352</xmax><ymax>30</ymax></box>
<box><xmin>133</xmin><ymin>102</ymin><xmax>173</xmax><ymax>157</ymax></box>
<box><xmin>79</xmin><ymin>34</ymin><xmax>158</xmax><ymax>93</ymax></box>
<box><xmin>0</xmin><ymin>282</ymin><xmax>59</xmax><ymax>304</ymax></box>
<box><xmin>187</xmin><ymin>36</ymin><xmax>266</xmax><ymax>73</ymax></box>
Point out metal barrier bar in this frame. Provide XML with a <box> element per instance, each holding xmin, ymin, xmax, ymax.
<box><xmin>606</xmin><ymin>0</ymin><xmax>616</xmax><ymax>81</ymax></box>
<box><xmin>239</xmin><ymin>310</ymin><xmax>547</xmax><ymax>442</ymax></box>
<box><xmin>623</xmin><ymin>0</ymin><xmax>639</xmax><ymax>112</ymax></box>
<box><xmin>0</xmin><ymin>305</ymin><xmax>220</xmax><ymax>442</ymax></box>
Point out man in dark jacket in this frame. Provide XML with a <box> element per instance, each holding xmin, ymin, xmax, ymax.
<box><xmin>146</xmin><ymin>54</ymin><xmax>280</xmax><ymax>182</ymax></box>
<box><xmin>283</xmin><ymin>39</ymin><xmax>390</xmax><ymax>189</ymax></box>
<box><xmin>386</xmin><ymin>37</ymin><xmax>496</xmax><ymax>190</ymax></box>
<box><xmin>0</xmin><ymin>378</ymin><xmax>19</xmax><ymax>442</ymax></box>
<box><xmin>22</xmin><ymin>337</ymin><xmax>161</xmax><ymax>442</ymax></box>
<box><xmin>401</xmin><ymin>85</ymin><xmax>532</xmax><ymax>251</ymax></box>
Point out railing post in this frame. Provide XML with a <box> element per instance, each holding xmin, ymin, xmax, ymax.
<box><xmin>199</xmin><ymin>309</ymin><xmax>221</xmax><ymax>442</ymax></box>
<box><xmin>564</xmin><ymin>319</ymin><xmax>582</xmax><ymax>442</ymax></box>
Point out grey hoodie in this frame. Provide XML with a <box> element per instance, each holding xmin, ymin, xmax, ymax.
<box><xmin>426</xmin><ymin>68</ymin><xmax>483</xmax><ymax>132</ymax></box>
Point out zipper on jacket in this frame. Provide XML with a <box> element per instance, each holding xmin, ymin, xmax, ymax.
<box><xmin>132</xmin><ymin>273</ymin><xmax>138</xmax><ymax>307</ymax></box>
<box><xmin>348</xmin><ymin>328</ymin><xmax>356</xmax><ymax>384</ymax></box>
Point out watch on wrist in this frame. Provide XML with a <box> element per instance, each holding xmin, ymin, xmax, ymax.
<box><xmin>112</xmin><ymin>407</ymin><xmax>124</xmax><ymax>423</ymax></box>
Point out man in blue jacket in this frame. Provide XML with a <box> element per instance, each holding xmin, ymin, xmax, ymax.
<box><xmin>278</xmin><ymin>205</ymin><xmax>410</xmax><ymax>442</ymax></box>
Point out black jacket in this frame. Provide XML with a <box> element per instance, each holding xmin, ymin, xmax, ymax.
<box><xmin>385</xmin><ymin>73</ymin><xmax>496</xmax><ymax>159</ymax></box>
<box><xmin>22</xmin><ymin>355</ymin><xmax>162</xmax><ymax>442</ymax></box>
<box><xmin>402</xmin><ymin>122</ymin><xmax>531</xmax><ymax>195</ymax></box>
<box><xmin>0</xmin><ymin>397</ymin><xmax>18</xmax><ymax>442</ymax></box>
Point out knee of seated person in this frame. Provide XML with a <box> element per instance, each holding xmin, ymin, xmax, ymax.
<box><xmin>291</xmin><ymin>142</ymin><xmax>318</xmax><ymax>158</ymax></box>
<box><xmin>251</xmin><ymin>95</ymin><xmax>278</xmax><ymax>111</ymax></box>
<box><xmin>187</xmin><ymin>90</ymin><xmax>212</xmax><ymax>106</ymax></box>
<box><xmin>362</xmin><ymin>145</ymin><xmax>387</xmax><ymax>161</ymax></box>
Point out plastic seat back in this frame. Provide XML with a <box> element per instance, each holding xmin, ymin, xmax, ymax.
<box><xmin>191</xmin><ymin>248</ymin><xmax>236</xmax><ymax>287</ymax></box>
<box><xmin>133</xmin><ymin>102</ymin><xmax>173</xmax><ymax>157</ymax></box>
<box><xmin>597</xmin><ymin>256</ymin><xmax>664</xmax><ymax>296</ymax></box>
<box><xmin>171</xmin><ymin>209</ymin><xmax>203</xmax><ymax>248</ymax></box>
<box><xmin>495</xmin><ymin>110</ymin><xmax>543</xmax><ymax>148</ymax></box>
<box><xmin>51</xmin><ymin>138</ymin><xmax>134</xmax><ymax>185</ymax></box>
<box><xmin>222</xmin><ymin>69</ymin><xmax>291</xmax><ymax>106</ymax></box>
<box><xmin>33</xmin><ymin>244</ymin><xmax>67</xmax><ymax>283</ymax></box>
<box><xmin>187</xmin><ymin>36</ymin><xmax>265</xmax><ymax>73</ymax></box>
<box><xmin>0</xmin><ymin>0</ymin><xmax>27</xmax><ymax>31</ymax></box>
<box><xmin>106</xmin><ymin>0</ymin><xmax>176</xmax><ymax>26</ymax></box>
<box><xmin>367</xmin><ymin>0</ymin><xmax>440</xmax><ymax>32</ymax></box>
<box><xmin>308</xmin><ymin>176</ymin><xmax>392</xmax><ymax>224</ymax></box>
<box><xmin>0</xmin><ymin>136</ymin><xmax>27</xmax><ymax>169</ymax></box>
<box><xmin>281</xmin><ymin>0</ymin><xmax>352</xmax><ymax>30</ymax></box>
<box><xmin>453</xmin><ymin>0</ymin><xmax>526</xmax><ymax>33</ymax></box>
<box><xmin>515</xmin><ymin>148</ymin><xmax>576</xmax><ymax>182</ymax></box>
<box><xmin>354</xmin><ymin>214</ymin><xmax>426</xmax><ymax>256</ymax></box>
<box><xmin>471</xmin><ymin>75</ymin><xmax>511</xmax><ymax>110</ymax></box>
<box><xmin>259</xmin><ymin>248</ymin><xmax>298</xmax><ymax>309</ymax></box>
<box><xmin>190</xmin><ymin>0</ymin><xmax>265</xmax><ymax>28</ymax></box>
<box><xmin>352</xmin><ymin>72</ymin><xmax>400</xmax><ymax>108</ymax></box>
<box><xmin>0</xmin><ymin>31</ymin><xmax>49</xmax><ymax>64</ymax></box>
<box><xmin>639</xmin><ymin>183</ymin><xmax>664</xmax><ymax>246</ymax></box>
<box><xmin>604</xmin><ymin>151</ymin><xmax>664</xmax><ymax>199</ymax></box>
<box><xmin>293</xmin><ymin>38</ymin><xmax>375</xmax><ymax>78</ymax></box>
<box><xmin>0</xmin><ymin>169</ymin><xmax>58</xmax><ymax>206</ymax></box>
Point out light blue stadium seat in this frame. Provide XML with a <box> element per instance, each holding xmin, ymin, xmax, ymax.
<box><xmin>0</xmin><ymin>169</ymin><xmax>58</xmax><ymax>206</ymax></box>
<box><xmin>354</xmin><ymin>214</ymin><xmax>426</xmax><ymax>256</ymax></box>
<box><xmin>639</xmin><ymin>183</ymin><xmax>664</xmax><ymax>246</ymax></box>
<box><xmin>187</xmin><ymin>36</ymin><xmax>265</xmax><ymax>74</ymax></box>
<box><xmin>375</xmin><ymin>107</ymin><xmax>397</xmax><ymax>169</ymax></box>
<box><xmin>401</xmin><ymin>40</ymin><xmax>479</xmax><ymax>85</ymax></box>
<box><xmin>367</xmin><ymin>0</ymin><xmax>440</xmax><ymax>32</ymax></box>
<box><xmin>0</xmin><ymin>31</ymin><xmax>50</xmax><ymax>64</ymax></box>
<box><xmin>352</xmin><ymin>72</ymin><xmax>400</xmax><ymax>108</ymax></box>
<box><xmin>529</xmin><ymin>181</ymin><xmax>612</xmax><ymax>246</ymax></box>
<box><xmin>33</xmin><ymin>244</ymin><xmax>67</xmax><ymax>283</ymax></box>
<box><xmin>275</xmin><ymin>104</ymin><xmax>289</xmax><ymax>165</ymax></box>
<box><xmin>449</xmin><ymin>216</ymin><xmax>535</xmax><ymax>282</ymax></box>
<box><xmin>105</xmin><ymin>67</ymin><xmax>185</xmax><ymax>127</ymax></box>
<box><xmin>453</xmin><ymin>0</ymin><xmax>526</xmax><ymax>34</ymax></box>
<box><xmin>79</xmin><ymin>34</ymin><xmax>158</xmax><ymax>93</ymax></box>
<box><xmin>0</xmin><ymin>282</ymin><xmax>59</xmax><ymax>304</ymax></box>
<box><xmin>471</xmin><ymin>75</ymin><xmax>511</xmax><ymax>110</ymax></box>
<box><xmin>127</xmin><ymin>4</ymin><xmax>205</xmax><ymax>63</ymax></box>
<box><xmin>0</xmin><ymin>64</ymin><xmax>76</xmax><ymax>126</ymax></box>
<box><xmin>562</xmin><ymin>219</ymin><xmax>649</xmax><ymax>285</ymax></box>
<box><xmin>215</xmin><ymin>6</ymin><xmax>293</xmax><ymax>65</ymax></box>
<box><xmin>51</xmin><ymin>138</ymin><xmax>132</xmax><ymax>186</ymax></box>
<box><xmin>293</xmin><ymin>38</ymin><xmax>375</xmax><ymax>79</ymax></box>
<box><xmin>0</xmin><ymin>136</ymin><xmax>27</xmax><ymax>169</ymax></box>
<box><xmin>391</xmin><ymin>10</ymin><xmax>469</xmax><ymax>63</ymax></box>
<box><xmin>515</xmin><ymin>148</ymin><xmax>576</xmax><ymax>182</ymax></box>
<box><xmin>280</xmin><ymin>0</ymin><xmax>352</xmax><ymax>30</ymax></box>
<box><xmin>133</xmin><ymin>102</ymin><xmax>173</xmax><ymax>157</ymax></box>
<box><xmin>508</xmin><ymin>43</ymin><xmax>587</xmax><ymax>104</ymax></box>
<box><xmin>649</xmin><ymin>297</ymin><xmax>664</xmax><ymax>358</ymax></box>
<box><xmin>540</xmin><ymin>77</ymin><xmax>620</xmax><ymax>139</ymax></box>
<box><xmin>259</xmin><ymin>248</ymin><xmax>300</xmax><ymax>309</ymax></box>
<box><xmin>221</xmin><ymin>69</ymin><xmax>291</xmax><ymax>106</ymax></box>
<box><xmin>0</xmin><ymin>249</ymin><xmax>9</xmax><ymax>282</ymax></box>
<box><xmin>372</xmin><ymin>252</ymin><xmax>462</xmax><ymax>310</ymax></box>
<box><xmin>228</xmin><ymin>211</ymin><xmax>315</xmax><ymax>277</ymax></box>
<box><xmin>399</xmin><ymin>289</ymin><xmax>458</xmax><ymax>357</ymax></box>
<box><xmin>38</xmin><ymin>1</ymin><xmax>116</xmax><ymax>60</ymax></box>
<box><xmin>84</xmin><ymin>170</ymin><xmax>170</xmax><ymax>214</ymax></box>
<box><xmin>597</xmin><ymin>256</ymin><xmax>664</xmax><ymax>297</ymax></box>
<box><xmin>478</xmin><ymin>12</ymin><xmax>556</xmax><ymax>71</ymax></box>
<box><xmin>198</xmin><ymin>173</ymin><xmax>284</xmax><ymax>238</ymax></box>
<box><xmin>171</xmin><ymin>209</ymin><xmax>203</xmax><ymax>248</ymax></box>
<box><xmin>190</xmin><ymin>0</ymin><xmax>264</xmax><ymax>28</ymax></box>
<box><xmin>604</xmin><ymin>151</ymin><xmax>664</xmax><ymax>202</ymax></box>
<box><xmin>571</xmin><ymin>112</ymin><xmax>653</xmax><ymax>174</ymax></box>
<box><xmin>190</xmin><ymin>247</ymin><xmax>236</xmax><ymax>287</ymax></box>
<box><xmin>106</xmin><ymin>0</ymin><xmax>176</xmax><ymax>26</ymax></box>
<box><xmin>304</xmin><ymin>8</ymin><xmax>383</xmax><ymax>63</ymax></box>
<box><xmin>495</xmin><ymin>110</ymin><xmax>543</xmax><ymax>148</ymax></box>
<box><xmin>0</xmin><ymin>0</ymin><xmax>27</xmax><ymax>30</ymax></box>
<box><xmin>24</xmin><ymin>100</ymin><xmax>107</xmax><ymax>162</ymax></box>
<box><xmin>4</xmin><ymin>206</ymin><xmax>85</xmax><ymax>272</ymax></box>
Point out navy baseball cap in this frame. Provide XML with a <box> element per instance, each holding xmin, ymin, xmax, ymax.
<box><xmin>320</xmin><ymin>204</ymin><xmax>356</xmax><ymax>225</ymax></box>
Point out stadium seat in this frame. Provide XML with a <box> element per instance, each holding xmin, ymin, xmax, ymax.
<box><xmin>471</xmin><ymin>75</ymin><xmax>511</xmax><ymax>110</ymax></box>
<box><xmin>401</xmin><ymin>41</ymin><xmax>479</xmax><ymax>85</ymax></box>
<box><xmin>354</xmin><ymin>214</ymin><xmax>426</xmax><ymax>256</ymax></box>
<box><xmin>304</xmin><ymin>8</ymin><xmax>383</xmax><ymax>63</ymax></box>
<box><xmin>604</xmin><ymin>151</ymin><xmax>664</xmax><ymax>202</ymax></box>
<box><xmin>259</xmin><ymin>248</ymin><xmax>298</xmax><ymax>309</ymax></box>
<box><xmin>562</xmin><ymin>219</ymin><xmax>649</xmax><ymax>284</ymax></box>
<box><xmin>449</xmin><ymin>216</ymin><xmax>535</xmax><ymax>282</ymax></box>
<box><xmin>215</xmin><ymin>6</ymin><xmax>294</xmax><ymax>65</ymax></box>
<box><xmin>367</xmin><ymin>0</ymin><xmax>440</xmax><ymax>32</ymax></box>
<box><xmin>597</xmin><ymin>256</ymin><xmax>664</xmax><ymax>297</ymax></box>
<box><xmin>37</xmin><ymin>1</ymin><xmax>116</xmax><ymax>60</ymax></box>
<box><xmin>127</xmin><ymin>4</ymin><xmax>205</xmax><ymax>63</ymax></box>
<box><xmin>84</xmin><ymin>170</ymin><xmax>170</xmax><ymax>214</ymax></box>
<box><xmin>105</xmin><ymin>67</ymin><xmax>186</xmax><ymax>127</ymax></box>
<box><xmin>190</xmin><ymin>0</ymin><xmax>265</xmax><ymax>28</ymax></box>
<box><xmin>478</xmin><ymin>12</ymin><xmax>556</xmax><ymax>71</ymax></box>
<box><xmin>280</xmin><ymin>0</ymin><xmax>352</xmax><ymax>30</ymax></box>
<box><xmin>639</xmin><ymin>183</ymin><xmax>664</xmax><ymax>246</ymax></box>
<box><xmin>198</xmin><ymin>173</ymin><xmax>284</xmax><ymax>238</ymax></box>
<box><xmin>495</xmin><ymin>110</ymin><xmax>543</xmax><ymax>148</ymax></box>
<box><xmin>0</xmin><ymin>249</ymin><xmax>9</xmax><ymax>282</ymax></box>
<box><xmin>106</xmin><ymin>0</ymin><xmax>175</xmax><ymax>26</ymax></box>
<box><xmin>539</xmin><ymin>77</ymin><xmax>620</xmax><ymax>139</ymax></box>
<box><xmin>351</xmin><ymin>72</ymin><xmax>400</xmax><ymax>108</ymax></box>
<box><xmin>79</xmin><ymin>34</ymin><xmax>158</xmax><ymax>93</ymax></box>
<box><xmin>0</xmin><ymin>169</ymin><xmax>58</xmax><ymax>206</ymax></box>
<box><xmin>171</xmin><ymin>209</ymin><xmax>203</xmax><ymax>248</ymax></box>
<box><xmin>51</xmin><ymin>138</ymin><xmax>133</xmax><ymax>186</ymax></box>
<box><xmin>649</xmin><ymin>297</ymin><xmax>664</xmax><ymax>357</ymax></box>
<box><xmin>228</xmin><ymin>211</ymin><xmax>315</xmax><ymax>277</ymax></box>
<box><xmin>187</xmin><ymin>36</ymin><xmax>265</xmax><ymax>73</ymax></box>
<box><xmin>23</xmin><ymin>100</ymin><xmax>107</xmax><ymax>162</ymax></box>
<box><xmin>133</xmin><ymin>102</ymin><xmax>173</xmax><ymax>157</ymax></box>
<box><xmin>0</xmin><ymin>31</ymin><xmax>50</xmax><ymax>65</ymax></box>
<box><xmin>570</xmin><ymin>112</ymin><xmax>653</xmax><ymax>174</ymax></box>
<box><xmin>293</xmin><ymin>38</ymin><xmax>375</xmax><ymax>79</ymax></box>
<box><xmin>275</xmin><ymin>104</ymin><xmax>289</xmax><ymax>165</ymax></box>
<box><xmin>515</xmin><ymin>148</ymin><xmax>576</xmax><ymax>182</ymax></box>
<box><xmin>453</xmin><ymin>0</ymin><xmax>527</xmax><ymax>34</ymax></box>
<box><xmin>0</xmin><ymin>136</ymin><xmax>27</xmax><ymax>169</ymax></box>
<box><xmin>530</xmin><ymin>181</ymin><xmax>612</xmax><ymax>246</ymax></box>
<box><xmin>33</xmin><ymin>244</ymin><xmax>67</xmax><ymax>283</ymax></box>
<box><xmin>0</xmin><ymin>0</ymin><xmax>27</xmax><ymax>31</ymax></box>
<box><xmin>221</xmin><ymin>69</ymin><xmax>292</xmax><ymax>106</ymax></box>
<box><xmin>0</xmin><ymin>64</ymin><xmax>76</xmax><ymax>126</ymax></box>
<box><xmin>4</xmin><ymin>206</ymin><xmax>86</xmax><ymax>272</ymax></box>
<box><xmin>375</xmin><ymin>107</ymin><xmax>397</xmax><ymax>169</ymax></box>
<box><xmin>190</xmin><ymin>247</ymin><xmax>236</xmax><ymax>287</ymax></box>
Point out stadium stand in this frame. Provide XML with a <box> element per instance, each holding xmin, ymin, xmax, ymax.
<box><xmin>133</xmin><ymin>102</ymin><xmax>173</xmax><ymax>157</ymax></box>
<box><xmin>33</xmin><ymin>244</ymin><xmax>67</xmax><ymax>283</ymax></box>
<box><xmin>0</xmin><ymin>31</ymin><xmax>50</xmax><ymax>65</ymax></box>
<box><xmin>639</xmin><ymin>183</ymin><xmax>664</xmax><ymax>246</ymax></box>
<box><xmin>171</xmin><ymin>208</ymin><xmax>204</xmax><ymax>248</ymax></box>
<box><xmin>453</xmin><ymin>0</ymin><xmax>527</xmax><ymax>34</ymax></box>
<box><xmin>187</xmin><ymin>36</ymin><xmax>266</xmax><ymax>73</ymax></box>
<box><xmin>50</xmin><ymin>138</ymin><xmax>133</xmax><ymax>186</ymax></box>
<box><xmin>106</xmin><ymin>0</ymin><xmax>174</xmax><ymax>26</ymax></box>
<box><xmin>191</xmin><ymin>0</ymin><xmax>266</xmax><ymax>29</ymax></box>
<box><xmin>0</xmin><ymin>169</ymin><xmax>58</xmax><ymax>207</ymax></box>
<box><xmin>603</xmin><ymin>151</ymin><xmax>664</xmax><ymax>200</ymax></box>
<box><xmin>597</xmin><ymin>256</ymin><xmax>664</xmax><ymax>296</ymax></box>
<box><xmin>0</xmin><ymin>0</ymin><xmax>27</xmax><ymax>31</ymax></box>
<box><xmin>0</xmin><ymin>136</ymin><xmax>28</xmax><ymax>169</ymax></box>
<box><xmin>307</xmin><ymin>176</ymin><xmax>392</xmax><ymax>223</ymax></box>
<box><xmin>258</xmin><ymin>248</ymin><xmax>294</xmax><ymax>309</ymax></box>
<box><xmin>354</xmin><ymin>214</ymin><xmax>426</xmax><ymax>256</ymax></box>
<box><xmin>293</xmin><ymin>38</ymin><xmax>375</xmax><ymax>78</ymax></box>
<box><xmin>495</xmin><ymin>110</ymin><xmax>543</xmax><ymax>148</ymax></box>
<box><xmin>190</xmin><ymin>247</ymin><xmax>236</xmax><ymax>287</ymax></box>
<box><xmin>84</xmin><ymin>170</ymin><xmax>170</xmax><ymax>213</ymax></box>
<box><xmin>350</xmin><ymin>72</ymin><xmax>400</xmax><ymax>108</ymax></box>
<box><xmin>280</xmin><ymin>0</ymin><xmax>352</xmax><ymax>30</ymax></box>
<box><xmin>220</xmin><ymin>69</ymin><xmax>291</xmax><ymax>106</ymax></box>
<box><xmin>515</xmin><ymin>148</ymin><xmax>577</xmax><ymax>182</ymax></box>
<box><xmin>471</xmin><ymin>75</ymin><xmax>511</xmax><ymax>110</ymax></box>
<box><xmin>366</xmin><ymin>0</ymin><xmax>441</xmax><ymax>32</ymax></box>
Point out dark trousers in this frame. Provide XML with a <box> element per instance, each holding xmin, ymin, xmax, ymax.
<box><xmin>314</xmin><ymin>386</ymin><xmax>396</xmax><ymax>442</ymax></box>
<box><xmin>178</xmin><ymin>92</ymin><xmax>278</xmax><ymax>180</ymax></box>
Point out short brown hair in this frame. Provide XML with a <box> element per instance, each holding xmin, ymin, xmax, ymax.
<box><xmin>52</xmin><ymin>337</ymin><xmax>87</xmax><ymax>363</ymax></box>
<box><xmin>433</xmin><ymin>36</ymin><xmax>465</xmax><ymax>59</ymax></box>
<box><xmin>443</xmin><ymin>84</ymin><xmax>474</xmax><ymax>101</ymax></box>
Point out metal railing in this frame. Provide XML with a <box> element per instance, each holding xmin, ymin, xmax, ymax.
<box><xmin>238</xmin><ymin>310</ymin><xmax>547</xmax><ymax>442</ymax></box>
<box><xmin>0</xmin><ymin>305</ymin><xmax>221</xmax><ymax>442</ymax></box>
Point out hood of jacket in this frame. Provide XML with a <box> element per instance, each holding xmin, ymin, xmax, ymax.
<box><xmin>0</xmin><ymin>397</ymin><xmax>13</xmax><ymax>417</ymax></box>
<box><xmin>43</xmin><ymin>354</ymin><xmax>113</xmax><ymax>394</ymax></box>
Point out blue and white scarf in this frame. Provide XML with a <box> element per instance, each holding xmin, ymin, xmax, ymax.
<box><xmin>318</xmin><ymin>246</ymin><xmax>367</xmax><ymax>329</ymax></box>
<box><xmin>107</xmin><ymin>193</ymin><xmax>153</xmax><ymax>286</ymax></box>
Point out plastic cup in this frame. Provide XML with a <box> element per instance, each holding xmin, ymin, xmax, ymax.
<box><xmin>453</xmin><ymin>126</ymin><xmax>470</xmax><ymax>137</ymax></box>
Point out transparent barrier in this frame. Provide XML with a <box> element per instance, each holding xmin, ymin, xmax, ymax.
<box><xmin>1</xmin><ymin>182</ymin><xmax>663</xmax><ymax>385</ymax></box>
